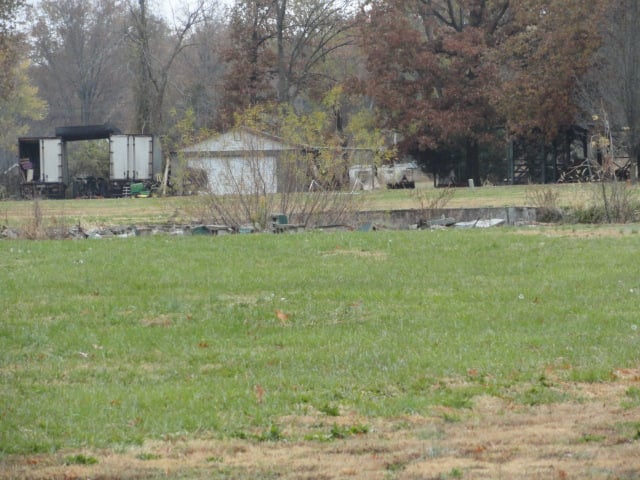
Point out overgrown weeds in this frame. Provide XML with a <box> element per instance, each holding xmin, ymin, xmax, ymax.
<box><xmin>413</xmin><ymin>187</ymin><xmax>455</xmax><ymax>224</ymax></box>
<box><xmin>597</xmin><ymin>180</ymin><xmax>639</xmax><ymax>223</ymax></box>
<box><xmin>21</xmin><ymin>195</ymin><xmax>44</xmax><ymax>239</ymax></box>
<box><xmin>16</xmin><ymin>196</ymin><xmax>72</xmax><ymax>239</ymax></box>
<box><xmin>190</xmin><ymin>187</ymin><xmax>361</xmax><ymax>231</ymax></box>
<box><xmin>414</xmin><ymin>186</ymin><xmax>455</xmax><ymax>211</ymax></box>
<box><xmin>526</xmin><ymin>181</ymin><xmax>640</xmax><ymax>224</ymax></box>
<box><xmin>567</xmin><ymin>181</ymin><xmax>639</xmax><ymax>224</ymax></box>
<box><xmin>526</xmin><ymin>185</ymin><xmax>563</xmax><ymax>222</ymax></box>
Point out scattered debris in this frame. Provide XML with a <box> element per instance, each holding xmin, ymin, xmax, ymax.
<box><xmin>413</xmin><ymin>216</ymin><xmax>506</xmax><ymax>230</ymax></box>
<box><xmin>270</xmin><ymin>214</ymin><xmax>304</xmax><ymax>233</ymax></box>
<box><xmin>454</xmin><ymin>218</ymin><xmax>506</xmax><ymax>228</ymax></box>
<box><xmin>0</xmin><ymin>209</ymin><xmax>513</xmax><ymax>240</ymax></box>
<box><xmin>416</xmin><ymin>217</ymin><xmax>457</xmax><ymax>229</ymax></box>
<box><xmin>357</xmin><ymin>222</ymin><xmax>375</xmax><ymax>232</ymax></box>
<box><xmin>0</xmin><ymin>226</ymin><xmax>19</xmax><ymax>239</ymax></box>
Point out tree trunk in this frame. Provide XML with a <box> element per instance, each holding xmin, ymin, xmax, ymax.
<box><xmin>275</xmin><ymin>0</ymin><xmax>288</xmax><ymax>103</ymax></box>
<box><xmin>134</xmin><ymin>0</ymin><xmax>153</xmax><ymax>133</ymax></box>
<box><xmin>466</xmin><ymin>138</ymin><xmax>480</xmax><ymax>186</ymax></box>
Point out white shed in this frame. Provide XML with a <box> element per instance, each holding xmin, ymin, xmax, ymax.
<box><xmin>182</xmin><ymin>129</ymin><xmax>299</xmax><ymax>195</ymax></box>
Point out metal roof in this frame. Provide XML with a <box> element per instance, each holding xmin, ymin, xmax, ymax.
<box><xmin>182</xmin><ymin>129</ymin><xmax>296</xmax><ymax>154</ymax></box>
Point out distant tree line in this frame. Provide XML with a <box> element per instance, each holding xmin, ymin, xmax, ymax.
<box><xmin>0</xmin><ymin>0</ymin><xmax>638</xmax><ymax>184</ymax></box>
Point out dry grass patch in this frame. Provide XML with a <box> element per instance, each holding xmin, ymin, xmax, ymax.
<box><xmin>323</xmin><ymin>247</ymin><xmax>388</xmax><ymax>260</ymax></box>
<box><xmin>513</xmin><ymin>224</ymin><xmax>640</xmax><ymax>238</ymax></box>
<box><xmin>3</xmin><ymin>379</ymin><xmax>639</xmax><ymax>480</ymax></box>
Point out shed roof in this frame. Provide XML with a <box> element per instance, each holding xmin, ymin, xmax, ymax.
<box><xmin>182</xmin><ymin>129</ymin><xmax>297</xmax><ymax>154</ymax></box>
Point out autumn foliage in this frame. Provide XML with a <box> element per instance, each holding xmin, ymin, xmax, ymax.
<box><xmin>356</xmin><ymin>0</ymin><xmax>607</xmax><ymax>182</ymax></box>
<box><xmin>2</xmin><ymin>0</ymin><xmax>636</xmax><ymax>184</ymax></box>
<box><xmin>495</xmin><ymin>0</ymin><xmax>607</xmax><ymax>140</ymax></box>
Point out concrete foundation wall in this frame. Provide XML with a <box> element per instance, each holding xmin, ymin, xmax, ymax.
<box><xmin>354</xmin><ymin>207</ymin><xmax>537</xmax><ymax>229</ymax></box>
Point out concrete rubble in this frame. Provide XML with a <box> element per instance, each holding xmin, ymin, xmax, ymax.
<box><xmin>0</xmin><ymin>223</ymin><xmax>235</xmax><ymax>240</ymax></box>
<box><xmin>1</xmin><ymin>206</ymin><xmax>537</xmax><ymax>240</ymax></box>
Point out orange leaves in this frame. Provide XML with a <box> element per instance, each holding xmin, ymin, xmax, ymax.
<box><xmin>254</xmin><ymin>384</ymin><xmax>265</xmax><ymax>404</ymax></box>
<box><xmin>613</xmin><ymin>369</ymin><xmax>640</xmax><ymax>381</ymax></box>
<box><xmin>127</xmin><ymin>417</ymin><xmax>143</xmax><ymax>427</ymax></box>
<box><xmin>275</xmin><ymin>309</ymin><xmax>290</xmax><ymax>326</ymax></box>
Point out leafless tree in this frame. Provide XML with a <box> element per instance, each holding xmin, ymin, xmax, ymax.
<box><xmin>222</xmin><ymin>0</ymin><xmax>355</xmax><ymax>117</ymax></box>
<box><xmin>581</xmin><ymin>0</ymin><xmax>640</xmax><ymax>179</ymax></box>
<box><xmin>0</xmin><ymin>0</ymin><xmax>26</xmax><ymax>102</ymax></box>
<box><xmin>30</xmin><ymin>0</ymin><xmax>130</xmax><ymax>128</ymax></box>
<box><xmin>126</xmin><ymin>0</ymin><xmax>211</xmax><ymax>134</ymax></box>
<box><xmin>277</xmin><ymin>0</ymin><xmax>355</xmax><ymax>103</ymax></box>
<box><xmin>172</xmin><ymin>13</ymin><xmax>228</xmax><ymax>132</ymax></box>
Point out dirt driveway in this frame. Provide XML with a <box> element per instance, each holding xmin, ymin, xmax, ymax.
<box><xmin>3</xmin><ymin>373</ymin><xmax>640</xmax><ymax>480</ymax></box>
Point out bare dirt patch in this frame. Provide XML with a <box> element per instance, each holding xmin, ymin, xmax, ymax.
<box><xmin>3</xmin><ymin>379</ymin><xmax>639</xmax><ymax>480</ymax></box>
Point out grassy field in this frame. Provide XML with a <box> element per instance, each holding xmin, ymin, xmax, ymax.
<box><xmin>1</xmin><ymin>228</ymin><xmax>640</xmax><ymax>478</ymax></box>
<box><xmin>0</xmin><ymin>182</ymin><xmax>619</xmax><ymax>229</ymax></box>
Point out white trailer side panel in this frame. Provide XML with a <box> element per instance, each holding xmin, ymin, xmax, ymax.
<box><xmin>39</xmin><ymin>138</ymin><xmax>63</xmax><ymax>182</ymax></box>
<box><xmin>110</xmin><ymin>135</ymin><xmax>130</xmax><ymax>181</ymax></box>
<box><xmin>132</xmin><ymin>136</ymin><xmax>152</xmax><ymax>180</ymax></box>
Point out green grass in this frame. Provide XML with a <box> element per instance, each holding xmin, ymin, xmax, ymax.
<box><xmin>361</xmin><ymin>183</ymin><xmax>530</xmax><ymax>208</ymax></box>
<box><xmin>1</xmin><ymin>230</ymin><xmax>639</xmax><ymax>454</ymax></box>
<box><xmin>0</xmin><ymin>196</ymin><xmax>193</xmax><ymax>230</ymax></box>
<box><xmin>359</xmin><ymin>182</ymin><xmax>606</xmax><ymax>210</ymax></box>
<box><xmin>63</xmin><ymin>453</ymin><xmax>99</xmax><ymax>465</ymax></box>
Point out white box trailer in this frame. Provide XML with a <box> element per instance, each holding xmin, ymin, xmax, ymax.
<box><xmin>17</xmin><ymin>137</ymin><xmax>68</xmax><ymax>198</ymax></box>
<box><xmin>39</xmin><ymin>138</ymin><xmax>65</xmax><ymax>183</ymax></box>
<box><xmin>19</xmin><ymin>128</ymin><xmax>162</xmax><ymax>198</ymax></box>
<box><xmin>379</xmin><ymin>162</ymin><xmax>417</xmax><ymax>189</ymax></box>
<box><xmin>109</xmin><ymin>135</ymin><xmax>156</xmax><ymax>181</ymax></box>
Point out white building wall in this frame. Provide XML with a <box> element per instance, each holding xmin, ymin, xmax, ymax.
<box><xmin>190</xmin><ymin>156</ymin><xmax>278</xmax><ymax>195</ymax></box>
